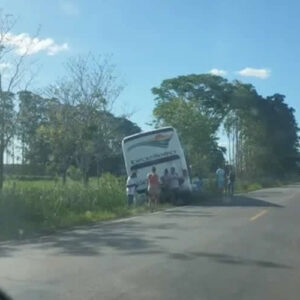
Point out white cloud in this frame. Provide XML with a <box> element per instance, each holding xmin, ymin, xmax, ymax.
<box><xmin>47</xmin><ymin>43</ymin><xmax>69</xmax><ymax>56</ymax></box>
<box><xmin>60</xmin><ymin>1</ymin><xmax>79</xmax><ymax>16</ymax></box>
<box><xmin>0</xmin><ymin>62</ymin><xmax>12</xmax><ymax>71</ymax></box>
<box><xmin>237</xmin><ymin>67</ymin><xmax>270</xmax><ymax>79</ymax></box>
<box><xmin>3</xmin><ymin>32</ymin><xmax>69</xmax><ymax>56</ymax></box>
<box><xmin>209</xmin><ymin>68</ymin><xmax>227</xmax><ymax>76</ymax></box>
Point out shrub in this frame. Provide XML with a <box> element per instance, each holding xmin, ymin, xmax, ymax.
<box><xmin>203</xmin><ymin>177</ymin><xmax>218</xmax><ymax>195</ymax></box>
<box><xmin>67</xmin><ymin>166</ymin><xmax>82</xmax><ymax>181</ymax></box>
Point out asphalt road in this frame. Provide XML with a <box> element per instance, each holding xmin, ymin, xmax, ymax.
<box><xmin>1</xmin><ymin>185</ymin><xmax>300</xmax><ymax>300</ymax></box>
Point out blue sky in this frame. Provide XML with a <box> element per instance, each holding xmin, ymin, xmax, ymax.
<box><xmin>2</xmin><ymin>0</ymin><xmax>300</xmax><ymax>131</ymax></box>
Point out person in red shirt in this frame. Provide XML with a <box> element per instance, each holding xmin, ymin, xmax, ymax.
<box><xmin>147</xmin><ymin>166</ymin><xmax>160</xmax><ymax>211</ymax></box>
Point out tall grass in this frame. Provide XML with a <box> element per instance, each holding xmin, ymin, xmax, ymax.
<box><xmin>2</xmin><ymin>172</ymin><xmax>296</xmax><ymax>240</ymax></box>
<box><xmin>0</xmin><ymin>174</ymin><xmax>131</xmax><ymax>239</ymax></box>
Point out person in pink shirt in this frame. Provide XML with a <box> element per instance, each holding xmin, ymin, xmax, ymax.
<box><xmin>147</xmin><ymin>166</ymin><xmax>160</xmax><ymax>211</ymax></box>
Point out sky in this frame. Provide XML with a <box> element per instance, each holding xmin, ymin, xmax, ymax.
<box><xmin>1</xmin><ymin>0</ymin><xmax>300</xmax><ymax>132</ymax></box>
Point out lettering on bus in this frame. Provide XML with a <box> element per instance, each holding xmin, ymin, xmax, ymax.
<box><xmin>130</xmin><ymin>150</ymin><xmax>177</xmax><ymax>165</ymax></box>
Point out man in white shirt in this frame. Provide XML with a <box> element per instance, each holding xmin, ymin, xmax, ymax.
<box><xmin>126</xmin><ymin>172</ymin><xmax>137</xmax><ymax>206</ymax></box>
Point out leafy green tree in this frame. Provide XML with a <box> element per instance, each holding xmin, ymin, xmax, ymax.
<box><xmin>152</xmin><ymin>74</ymin><xmax>232</xmax><ymax>127</ymax></box>
<box><xmin>152</xmin><ymin>96</ymin><xmax>224</xmax><ymax>175</ymax></box>
<box><xmin>263</xmin><ymin>94</ymin><xmax>299</xmax><ymax>175</ymax></box>
<box><xmin>223</xmin><ymin>81</ymin><xmax>264</xmax><ymax>175</ymax></box>
<box><xmin>44</xmin><ymin>54</ymin><xmax>139</xmax><ymax>184</ymax></box>
<box><xmin>153</xmin><ymin>75</ymin><xmax>299</xmax><ymax>179</ymax></box>
<box><xmin>224</xmin><ymin>83</ymin><xmax>299</xmax><ymax>178</ymax></box>
<box><xmin>38</xmin><ymin>102</ymin><xmax>77</xmax><ymax>183</ymax></box>
<box><xmin>17</xmin><ymin>91</ymin><xmax>51</xmax><ymax>167</ymax></box>
<box><xmin>90</xmin><ymin>112</ymin><xmax>141</xmax><ymax>176</ymax></box>
<box><xmin>152</xmin><ymin>74</ymin><xmax>231</xmax><ymax>175</ymax></box>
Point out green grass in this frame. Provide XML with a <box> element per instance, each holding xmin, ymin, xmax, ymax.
<box><xmin>234</xmin><ymin>175</ymin><xmax>299</xmax><ymax>194</ymax></box>
<box><xmin>235</xmin><ymin>181</ymin><xmax>263</xmax><ymax>193</ymax></box>
<box><xmin>0</xmin><ymin>175</ymin><xmax>171</xmax><ymax>241</ymax></box>
<box><xmin>1</xmin><ymin>172</ymin><xmax>296</xmax><ymax>241</ymax></box>
<box><xmin>201</xmin><ymin>175</ymin><xmax>298</xmax><ymax>197</ymax></box>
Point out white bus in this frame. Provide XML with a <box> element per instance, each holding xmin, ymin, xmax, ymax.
<box><xmin>122</xmin><ymin>127</ymin><xmax>192</xmax><ymax>193</ymax></box>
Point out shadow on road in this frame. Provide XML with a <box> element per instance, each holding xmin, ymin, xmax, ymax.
<box><xmin>0</xmin><ymin>193</ymin><xmax>285</xmax><ymax>260</ymax></box>
<box><xmin>186</xmin><ymin>251</ymin><xmax>292</xmax><ymax>269</ymax></box>
<box><xmin>0</xmin><ymin>220</ymin><xmax>179</xmax><ymax>257</ymax></box>
<box><xmin>0</xmin><ymin>213</ymin><xmax>293</xmax><ymax>271</ymax></box>
<box><xmin>0</xmin><ymin>246</ymin><xmax>15</xmax><ymax>257</ymax></box>
<box><xmin>198</xmin><ymin>195</ymin><xmax>283</xmax><ymax>208</ymax></box>
<box><xmin>163</xmin><ymin>210</ymin><xmax>214</xmax><ymax>218</ymax></box>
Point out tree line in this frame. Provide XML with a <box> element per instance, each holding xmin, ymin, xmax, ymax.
<box><xmin>1</xmin><ymin>55</ymin><xmax>141</xmax><ymax>188</ymax></box>
<box><xmin>152</xmin><ymin>74</ymin><xmax>299</xmax><ymax>179</ymax></box>
<box><xmin>2</xmin><ymin>66</ymin><xmax>299</xmax><ymax>188</ymax></box>
<box><xmin>0</xmin><ymin>9</ymin><xmax>141</xmax><ymax>188</ymax></box>
<box><xmin>1</xmin><ymin>10</ymin><xmax>299</xmax><ymax>190</ymax></box>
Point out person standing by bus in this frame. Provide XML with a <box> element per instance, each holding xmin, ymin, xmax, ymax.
<box><xmin>227</xmin><ymin>167</ymin><xmax>236</xmax><ymax>197</ymax></box>
<box><xmin>216</xmin><ymin>166</ymin><xmax>225</xmax><ymax>197</ymax></box>
<box><xmin>161</xmin><ymin>168</ymin><xmax>171</xmax><ymax>202</ymax></box>
<box><xmin>169</xmin><ymin>167</ymin><xmax>180</xmax><ymax>204</ymax></box>
<box><xmin>192</xmin><ymin>174</ymin><xmax>202</xmax><ymax>192</ymax></box>
<box><xmin>224</xmin><ymin>164</ymin><xmax>230</xmax><ymax>195</ymax></box>
<box><xmin>126</xmin><ymin>172</ymin><xmax>137</xmax><ymax>207</ymax></box>
<box><xmin>147</xmin><ymin>166</ymin><xmax>160</xmax><ymax>211</ymax></box>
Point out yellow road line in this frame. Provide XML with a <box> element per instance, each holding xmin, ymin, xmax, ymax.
<box><xmin>250</xmin><ymin>209</ymin><xmax>268</xmax><ymax>221</ymax></box>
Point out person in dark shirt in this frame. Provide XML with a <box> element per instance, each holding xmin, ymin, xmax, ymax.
<box><xmin>227</xmin><ymin>167</ymin><xmax>236</xmax><ymax>196</ymax></box>
<box><xmin>160</xmin><ymin>168</ymin><xmax>171</xmax><ymax>203</ymax></box>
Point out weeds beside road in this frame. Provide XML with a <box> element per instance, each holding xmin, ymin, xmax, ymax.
<box><xmin>0</xmin><ymin>174</ymin><xmax>172</xmax><ymax>241</ymax></box>
<box><xmin>0</xmin><ymin>174</ymin><xmax>129</xmax><ymax>240</ymax></box>
<box><xmin>0</xmin><ymin>174</ymin><xmax>297</xmax><ymax>241</ymax></box>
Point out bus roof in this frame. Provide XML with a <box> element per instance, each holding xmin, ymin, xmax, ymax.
<box><xmin>122</xmin><ymin>126</ymin><xmax>175</xmax><ymax>143</ymax></box>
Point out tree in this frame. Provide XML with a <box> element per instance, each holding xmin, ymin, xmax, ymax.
<box><xmin>38</xmin><ymin>101</ymin><xmax>77</xmax><ymax>182</ymax></box>
<box><xmin>152</xmin><ymin>74</ymin><xmax>231</xmax><ymax>175</ymax></box>
<box><xmin>0</xmin><ymin>11</ymin><xmax>37</xmax><ymax>188</ymax></box>
<box><xmin>223</xmin><ymin>83</ymin><xmax>299</xmax><ymax>178</ymax></box>
<box><xmin>152</xmin><ymin>74</ymin><xmax>232</xmax><ymax>129</ymax></box>
<box><xmin>38</xmin><ymin>103</ymin><xmax>140</xmax><ymax>182</ymax></box>
<box><xmin>0</xmin><ymin>90</ymin><xmax>14</xmax><ymax>187</ymax></box>
<box><xmin>46</xmin><ymin>54</ymin><xmax>124</xmax><ymax>184</ymax></box>
<box><xmin>263</xmin><ymin>94</ymin><xmax>299</xmax><ymax>175</ymax></box>
<box><xmin>153</xmin><ymin>74</ymin><xmax>299</xmax><ymax>179</ymax></box>
<box><xmin>223</xmin><ymin>81</ymin><xmax>264</xmax><ymax>175</ymax></box>
<box><xmin>17</xmin><ymin>91</ymin><xmax>51</xmax><ymax>166</ymax></box>
<box><xmin>91</xmin><ymin>112</ymin><xmax>141</xmax><ymax>176</ymax></box>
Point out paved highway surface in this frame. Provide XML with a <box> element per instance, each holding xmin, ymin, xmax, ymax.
<box><xmin>1</xmin><ymin>185</ymin><xmax>300</xmax><ymax>300</ymax></box>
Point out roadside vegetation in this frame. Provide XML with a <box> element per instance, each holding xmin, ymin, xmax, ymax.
<box><xmin>2</xmin><ymin>173</ymin><xmax>296</xmax><ymax>241</ymax></box>
<box><xmin>0</xmin><ymin>10</ymin><xmax>299</xmax><ymax>240</ymax></box>
<box><xmin>0</xmin><ymin>175</ymin><xmax>172</xmax><ymax>240</ymax></box>
<box><xmin>204</xmin><ymin>176</ymin><xmax>299</xmax><ymax>195</ymax></box>
<box><xmin>0</xmin><ymin>175</ymin><xmax>124</xmax><ymax>239</ymax></box>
